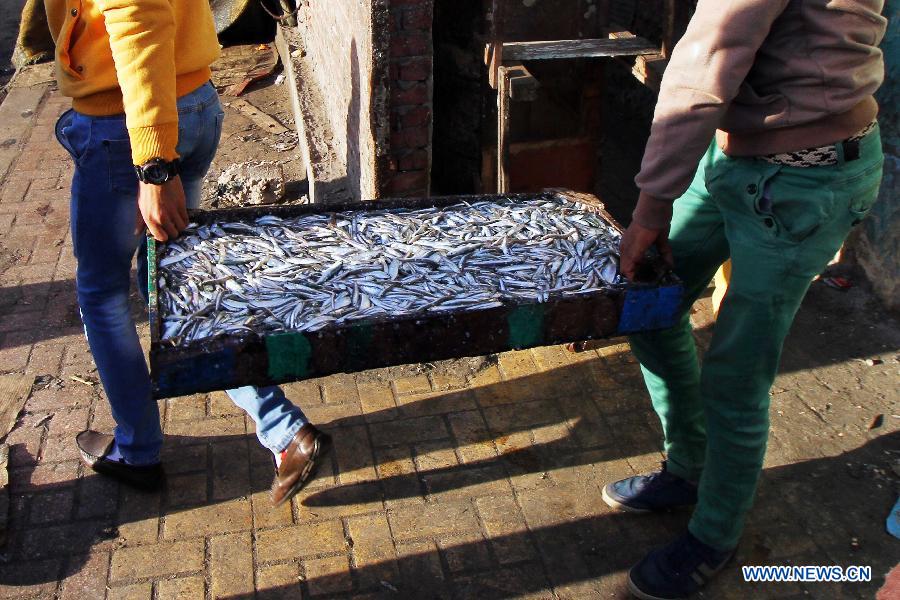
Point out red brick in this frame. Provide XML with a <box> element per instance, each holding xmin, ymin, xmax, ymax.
<box><xmin>391</xmin><ymin>0</ymin><xmax>432</xmax><ymax>7</ymax></box>
<box><xmin>60</xmin><ymin>552</ymin><xmax>110</xmax><ymax>600</ymax></box>
<box><xmin>256</xmin><ymin>563</ymin><xmax>301</xmax><ymax>599</ymax></box>
<box><xmin>46</xmin><ymin>406</ymin><xmax>91</xmax><ymax>438</ymax></box>
<box><xmin>110</xmin><ymin>540</ymin><xmax>204</xmax><ymax>582</ymax></box>
<box><xmin>10</xmin><ymin>460</ymin><xmax>79</xmax><ymax>492</ymax></box>
<box><xmin>384</xmin><ymin>171</ymin><xmax>428</xmax><ymax>195</ymax></box>
<box><xmin>6</xmin><ymin>420</ymin><xmax>43</xmax><ymax>467</ymax></box>
<box><xmin>402</xmin><ymin>6</ymin><xmax>433</xmax><ymax>30</ymax></box>
<box><xmin>399</xmin><ymin>57</ymin><xmax>432</xmax><ymax>81</ymax></box>
<box><xmin>28</xmin><ymin>244</ymin><xmax>63</xmax><ymax>265</ymax></box>
<box><xmin>157</xmin><ymin>577</ymin><xmax>204</xmax><ymax>599</ymax></box>
<box><xmin>25</xmin><ymin>342</ymin><xmax>66</xmax><ymax>374</ymax></box>
<box><xmin>391</xmin><ymin>33</ymin><xmax>431</xmax><ymax>58</ymax></box>
<box><xmin>398</xmin><ymin>149</ymin><xmax>429</xmax><ymax>171</ymax></box>
<box><xmin>0</xmin><ymin>338</ymin><xmax>32</xmax><ymax>371</ymax></box>
<box><xmin>391</xmin><ymin>82</ymin><xmax>429</xmax><ymax>106</ymax></box>
<box><xmin>41</xmin><ymin>434</ymin><xmax>82</xmax><ymax>463</ymax></box>
<box><xmin>0</xmin><ymin>558</ymin><xmax>61</xmax><ymax>597</ymax></box>
<box><xmin>304</xmin><ymin>555</ymin><xmax>353</xmax><ymax>596</ymax></box>
<box><xmin>391</xmin><ymin>127</ymin><xmax>429</xmax><ymax>150</ymax></box>
<box><xmin>0</xmin><ymin>178</ymin><xmax>31</xmax><ymax>203</ymax></box>
<box><xmin>21</xmin><ymin>520</ymin><xmax>117</xmax><ymax>560</ymax></box>
<box><xmin>211</xmin><ymin>533</ymin><xmax>254</xmax><ymax>597</ymax></box>
<box><xmin>0</xmin><ymin>309</ymin><xmax>45</xmax><ymax>334</ymax></box>
<box><xmin>29</xmin><ymin>488</ymin><xmax>75</xmax><ymax>524</ymax></box>
<box><xmin>399</xmin><ymin>106</ymin><xmax>431</xmax><ymax>128</ymax></box>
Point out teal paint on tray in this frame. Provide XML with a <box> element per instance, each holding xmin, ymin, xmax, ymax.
<box><xmin>507</xmin><ymin>304</ymin><xmax>545</xmax><ymax>349</ymax></box>
<box><xmin>266</xmin><ymin>333</ymin><xmax>313</xmax><ymax>380</ymax></box>
<box><xmin>345</xmin><ymin>323</ymin><xmax>375</xmax><ymax>367</ymax></box>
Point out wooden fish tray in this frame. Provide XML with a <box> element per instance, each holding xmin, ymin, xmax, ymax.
<box><xmin>147</xmin><ymin>190</ymin><xmax>681</xmax><ymax>399</ymax></box>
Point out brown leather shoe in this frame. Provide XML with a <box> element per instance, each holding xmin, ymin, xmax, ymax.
<box><xmin>75</xmin><ymin>430</ymin><xmax>164</xmax><ymax>491</ymax></box>
<box><xmin>271</xmin><ymin>424</ymin><xmax>332</xmax><ymax>506</ymax></box>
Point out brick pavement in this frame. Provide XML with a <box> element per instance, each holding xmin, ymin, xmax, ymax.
<box><xmin>0</xmin><ymin>77</ymin><xmax>898</xmax><ymax>600</ymax></box>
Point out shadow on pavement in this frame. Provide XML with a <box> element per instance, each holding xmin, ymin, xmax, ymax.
<box><xmin>238</xmin><ymin>431</ymin><xmax>900</xmax><ymax>598</ymax></box>
<box><xmin>1</xmin><ymin>275</ymin><xmax>897</xmax><ymax>596</ymax></box>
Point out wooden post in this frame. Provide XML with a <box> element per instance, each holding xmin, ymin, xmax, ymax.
<box><xmin>497</xmin><ymin>66</ymin><xmax>512</xmax><ymax>193</ymax></box>
<box><xmin>662</xmin><ymin>0</ymin><xmax>692</xmax><ymax>59</ymax></box>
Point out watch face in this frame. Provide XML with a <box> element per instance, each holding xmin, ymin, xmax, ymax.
<box><xmin>147</xmin><ymin>163</ymin><xmax>167</xmax><ymax>183</ymax></box>
<box><xmin>141</xmin><ymin>160</ymin><xmax>174</xmax><ymax>184</ymax></box>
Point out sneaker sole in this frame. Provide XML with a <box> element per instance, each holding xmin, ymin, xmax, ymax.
<box><xmin>627</xmin><ymin>574</ymin><xmax>685</xmax><ymax>600</ymax></box>
<box><xmin>273</xmin><ymin>435</ymin><xmax>332</xmax><ymax>507</ymax></box>
<box><xmin>601</xmin><ymin>484</ymin><xmax>653</xmax><ymax>514</ymax></box>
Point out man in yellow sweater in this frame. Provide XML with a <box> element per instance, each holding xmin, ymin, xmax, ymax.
<box><xmin>47</xmin><ymin>0</ymin><xmax>332</xmax><ymax>506</ymax></box>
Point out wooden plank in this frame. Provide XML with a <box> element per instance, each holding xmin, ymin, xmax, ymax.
<box><xmin>609</xmin><ymin>28</ymin><xmax>667</xmax><ymax>93</ymax></box>
<box><xmin>485</xmin><ymin>42</ymin><xmax>503</xmax><ymax>90</ymax></box>
<box><xmin>227</xmin><ymin>98</ymin><xmax>290</xmax><ymax>136</ymax></box>
<box><xmin>505</xmin><ymin>63</ymin><xmax>539</xmax><ymax>102</ymax></box>
<box><xmin>502</xmin><ymin>37</ymin><xmax>658</xmax><ymax>61</ymax></box>
<box><xmin>0</xmin><ymin>374</ymin><xmax>33</xmax><ymax>439</ymax></box>
<box><xmin>633</xmin><ymin>55</ymin><xmax>668</xmax><ymax>93</ymax></box>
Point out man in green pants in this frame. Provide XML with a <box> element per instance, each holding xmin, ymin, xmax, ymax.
<box><xmin>603</xmin><ymin>1</ymin><xmax>887</xmax><ymax>598</ymax></box>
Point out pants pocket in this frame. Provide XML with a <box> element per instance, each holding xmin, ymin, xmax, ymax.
<box><xmin>844</xmin><ymin>164</ymin><xmax>884</xmax><ymax>225</ymax></box>
<box><xmin>56</xmin><ymin>109</ymin><xmax>91</xmax><ymax>163</ymax></box>
<box><xmin>755</xmin><ymin>168</ymin><xmax>836</xmax><ymax>244</ymax></box>
<box><xmin>104</xmin><ymin>138</ymin><xmax>138</xmax><ymax>193</ymax></box>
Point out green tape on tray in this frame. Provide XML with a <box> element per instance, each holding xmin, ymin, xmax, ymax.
<box><xmin>507</xmin><ymin>304</ymin><xmax>544</xmax><ymax>349</ymax></box>
<box><xmin>266</xmin><ymin>333</ymin><xmax>313</xmax><ymax>380</ymax></box>
<box><xmin>345</xmin><ymin>323</ymin><xmax>374</xmax><ymax>368</ymax></box>
<box><xmin>146</xmin><ymin>239</ymin><xmax>156</xmax><ymax>299</ymax></box>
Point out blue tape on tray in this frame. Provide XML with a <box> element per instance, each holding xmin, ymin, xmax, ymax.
<box><xmin>617</xmin><ymin>285</ymin><xmax>683</xmax><ymax>335</ymax></box>
<box><xmin>154</xmin><ymin>347</ymin><xmax>240</xmax><ymax>398</ymax></box>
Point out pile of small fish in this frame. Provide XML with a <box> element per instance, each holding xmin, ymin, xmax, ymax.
<box><xmin>157</xmin><ymin>197</ymin><xmax>622</xmax><ymax>344</ymax></box>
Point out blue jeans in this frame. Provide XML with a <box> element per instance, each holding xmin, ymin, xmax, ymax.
<box><xmin>56</xmin><ymin>81</ymin><xmax>307</xmax><ymax>465</ymax></box>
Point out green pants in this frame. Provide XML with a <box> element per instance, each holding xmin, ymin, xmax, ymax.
<box><xmin>629</xmin><ymin>129</ymin><xmax>884</xmax><ymax>550</ymax></box>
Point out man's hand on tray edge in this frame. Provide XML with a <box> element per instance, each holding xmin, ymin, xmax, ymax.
<box><xmin>137</xmin><ymin>177</ymin><xmax>190</xmax><ymax>242</ymax></box>
<box><xmin>619</xmin><ymin>221</ymin><xmax>674</xmax><ymax>283</ymax></box>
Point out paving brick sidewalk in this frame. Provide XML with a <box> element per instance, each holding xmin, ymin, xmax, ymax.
<box><xmin>0</xmin><ymin>78</ymin><xmax>897</xmax><ymax>600</ymax></box>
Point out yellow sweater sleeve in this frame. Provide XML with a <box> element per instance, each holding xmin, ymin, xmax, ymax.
<box><xmin>96</xmin><ymin>0</ymin><xmax>179</xmax><ymax>164</ymax></box>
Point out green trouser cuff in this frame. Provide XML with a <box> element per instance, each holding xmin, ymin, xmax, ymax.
<box><xmin>688</xmin><ymin>520</ymin><xmax>737</xmax><ymax>553</ymax></box>
<box><xmin>665</xmin><ymin>456</ymin><xmax>702</xmax><ymax>484</ymax></box>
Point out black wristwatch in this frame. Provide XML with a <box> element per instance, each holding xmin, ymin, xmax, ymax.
<box><xmin>134</xmin><ymin>158</ymin><xmax>180</xmax><ymax>185</ymax></box>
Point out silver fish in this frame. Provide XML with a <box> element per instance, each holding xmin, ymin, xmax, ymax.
<box><xmin>157</xmin><ymin>197</ymin><xmax>622</xmax><ymax>344</ymax></box>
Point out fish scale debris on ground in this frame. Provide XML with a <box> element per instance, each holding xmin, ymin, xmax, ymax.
<box><xmin>156</xmin><ymin>197</ymin><xmax>623</xmax><ymax>345</ymax></box>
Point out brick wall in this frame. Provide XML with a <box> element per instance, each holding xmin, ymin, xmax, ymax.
<box><xmin>297</xmin><ymin>0</ymin><xmax>434</xmax><ymax>201</ymax></box>
<box><xmin>383</xmin><ymin>0</ymin><xmax>434</xmax><ymax>197</ymax></box>
<box><xmin>298</xmin><ymin>0</ymin><xmax>379</xmax><ymax>201</ymax></box>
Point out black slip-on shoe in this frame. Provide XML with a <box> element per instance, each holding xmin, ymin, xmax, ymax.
<box><xmin>76</xmin><ymin>430</ymin><xmax>164</xmax><ymax>491</ymax></box>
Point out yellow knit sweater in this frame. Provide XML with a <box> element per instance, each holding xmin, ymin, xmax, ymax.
<box><xmin>45</xmin><ymin>0</ymin><xmax>221</xmax><ymax>164</ymax></box>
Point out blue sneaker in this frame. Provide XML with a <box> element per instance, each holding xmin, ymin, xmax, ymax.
<box><xmin>627</xmin><ymin>532</ymin><xmax>734</xmax><ymax>599</ymax></box>
<box><xmin>602</xmin><ymin>462</ymin><xmax>698</xmax><ymax>513</ymax></box>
